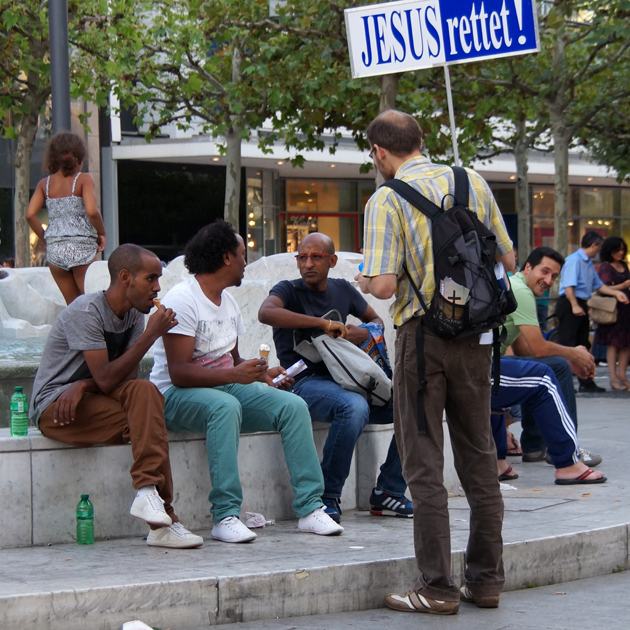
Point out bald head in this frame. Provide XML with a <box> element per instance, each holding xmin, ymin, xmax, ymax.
<box><xmin>299</xmin><ymin>233</ymin><xmax>335</xmax><ymax>255</ymax></box>
<box><xmin>108</xmin><ymin>244</ymin><xmax>159</xmax><ymax>282</ymax></box>
<box><xmin>366</xmin><ymin>109</ymin><xmax>423</xmax><ymax>157</ymax></box>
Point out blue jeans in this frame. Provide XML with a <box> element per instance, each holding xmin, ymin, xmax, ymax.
<box><xmin>291</xmin><ymin>374</ymin><xmax>407</xmax><ymax>499</ymax></box>
<box><xmin>505</xmin><ymin>356</ymin><xmax>577</xmax><ymax>454</ymax></box>
<box><xmin>491</xmin><ymin>359</ymin><xmax>579</xmax><ymax>468</ymax></box>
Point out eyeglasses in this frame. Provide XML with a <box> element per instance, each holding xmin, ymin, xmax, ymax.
<box><xmin>368</xmin><ymin>147</ymin><xmax>375</xmax><ymax>160</ymax></box>
<box><xmin>295</xmin><ymin>253</ymin><xmax>332</xmax><ymax>263</ymax></box>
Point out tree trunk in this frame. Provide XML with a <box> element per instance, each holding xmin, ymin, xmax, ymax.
<box><xmin>549</xmin><ymin>18</ymin><xmax>570</xmax><ymax>258</ymax></box>
<box><xmin>375</xmin><ymin>74</ymin><xmax>399</xmax><ymax>186</ymax></box>
<box><xmin>514</xmin><ymin>118</ymin><xmax>531</xmax><ymax>256</ymax></box>
<box><xmin>223</xmin><ymin>42</ymin><xmax>243</xmax><ymax>230</ymax></box>
<box><xmin>550</xmin><ymin>104</ymin><xmax>570</xmax><ymax>257</ymax></box>
<box><xmin>13</xmin><ymin>111</ymin><xmax>40</xmax><ymax>268</ymax></box>
<box><xmin>224</xmin><ymin>124</ymin><xmax>242</xmax><ymax>230</ymax></box>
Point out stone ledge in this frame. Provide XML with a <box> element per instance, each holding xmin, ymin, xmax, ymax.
<box><xmin>0</xmin><ymin>522</ymin><xmax>627</xmax><ymax>630</ymax></box>
<box><xmin>0</xmin><ymin>423</ymin><xmax>403</xmax><ymax>548</ymax></box>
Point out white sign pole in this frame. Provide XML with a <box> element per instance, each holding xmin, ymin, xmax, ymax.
<box><xmin>443</xmin><ymin>66</ymin><xmax>460</xmax><ymax>167</ymax></box>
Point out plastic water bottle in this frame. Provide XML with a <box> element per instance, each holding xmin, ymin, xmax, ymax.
<box><xmin>76</xmin><ymin>495</ymin><xmax>94</xmax><ymax>545</ymax></box>
<box><xmin>10</xmin><ymin>386</ymin><xmax>29</xmax><ymax>437</ymax></box>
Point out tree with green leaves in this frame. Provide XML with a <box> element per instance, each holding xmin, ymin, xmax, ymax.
<box><xmin>0</xmin><ymin>0</ymin><xmax>118</xmax><ymax>266</ymax></box>
<box><xmin>581</xmin><ymin>99</ymin><xmax>630</xmax><ymax>183</ymax></box>
<box><xmin>105</xmin><ymin>0</ymin><xmax>460</xmax><ymax>227</ymax></box>
<box><xmin>429</xmin><ymin>1</ymin><xmax>630</xmax><ymax>256</ymax></box>
<box><xmin>543</xmin><ymin>0</ymin><xmax>630</xmax><ymax>255</ymax></box>
<box><xmin>1</xmin><ymin>0</ymin><xmax>52</xmax><ymax>267</ymax></box>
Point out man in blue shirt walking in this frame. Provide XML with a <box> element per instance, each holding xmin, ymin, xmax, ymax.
<box><xmin>557</xmin><ymin>231</ymin><xmax>628</xmax><ymax>392</ymax></box>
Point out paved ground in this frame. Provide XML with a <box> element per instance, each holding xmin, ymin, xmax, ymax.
<box><xmin>216</xmin><ymin>569</ymin><xmax>630</xmax><ymax>630</ymax></box>
<box><xmin>1</xmin><ymin>399</ymin><xmax>627</xmax><ymax>597</ymax></box>
<box><xmin>1</xmin><ymin>393</ymin><xmax>628</xmax><ymax>630</ymax></box>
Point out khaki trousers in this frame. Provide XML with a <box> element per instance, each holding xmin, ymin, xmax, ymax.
<box><xmin>39</xmin><ymin>380</ymin><xmax>177</xmax><ymax>523</ymax></box>
<box><xmin>394</xmin><ymin>319</ymin><xmax>504</xmax><ymax>601</ymax></box>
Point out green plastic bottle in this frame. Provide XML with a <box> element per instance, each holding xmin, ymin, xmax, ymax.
<box><xmin>76</xmin><ymin>495</ymin><xmax>94</xmax><ymax>545</ymax></box>
<box><xmin>10</xmin><ymin>386</ymin><xmax>29</xmax><ymax>437</ymax></box>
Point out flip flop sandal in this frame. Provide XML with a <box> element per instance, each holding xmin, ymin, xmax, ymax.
<box><xmin>610</xmin><ymin>380</ymin><xmax>627</xmax><ymax>391</ymax></box>
<box><xmin>506</xmin><ymin>431</ymin><xmax>522</xmax><ymax>456</ymax></box>
<box><xmin>498</xmin><ymin>466</ymin><xmax>519</xmax><ymax>481</ymax></box>
<box><xmin>555</xmin><ymin>469</ymin><xmax>607</xmax><ymax>485</ymax></box>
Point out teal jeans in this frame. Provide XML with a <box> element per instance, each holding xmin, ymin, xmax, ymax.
<box><xmin>163</xmin><ymin>381</ymin><xmax>324</xmax><ymax>521</ymax></box>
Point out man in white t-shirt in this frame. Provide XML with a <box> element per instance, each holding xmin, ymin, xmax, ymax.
<box><xmin>150</xmin><ymin>220</ymin><xmax>343</xmax><ymax>542</ymax></box>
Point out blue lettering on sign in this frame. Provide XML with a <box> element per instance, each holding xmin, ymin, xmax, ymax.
<box><xmin>359</xmin><ymin>4</ymin><xmax>443</xmax><ymax>67</ymax></box>
<box><xmin>352</xmin><ymin>0</ymin><xmax>538</xmax><ymax>74</ymax></box>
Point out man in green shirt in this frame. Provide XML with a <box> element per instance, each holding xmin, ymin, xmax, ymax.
<box><xmin>502</xmin><ymin>247</ymin><xmax>601</xmax><ymax>466</ymax></box>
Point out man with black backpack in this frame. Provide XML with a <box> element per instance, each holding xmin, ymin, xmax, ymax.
<box><xmin>356</xmin><ymin>110</ymin><xmax>515</xmax><ymax>615</ymax></box>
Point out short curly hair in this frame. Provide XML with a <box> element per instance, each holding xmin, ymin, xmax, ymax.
<box><xmin>44</xmin><ymin>132</ymin><xmax>87</xmax><ymax>177</ymax></box>
<box><xmin>184</xmin><ymin>220</ymin><xmax>239</xmax><ymax>275</ymax></box>
<box><xmin>600</xmin><ymin>236</ymin><xmax>628</xmax><ymax>263</ymax></box>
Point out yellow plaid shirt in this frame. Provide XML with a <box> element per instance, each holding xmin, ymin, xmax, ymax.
<box><xmin>363</xmin><ymin>156</ymin><xmax>513</xmax><ymax>327</ymax></box>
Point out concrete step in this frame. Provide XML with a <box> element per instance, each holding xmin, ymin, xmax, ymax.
<box><xmin>1</xmin><ymin>507</ymin><xmax>628</xmax><ymax>630</ymax></box>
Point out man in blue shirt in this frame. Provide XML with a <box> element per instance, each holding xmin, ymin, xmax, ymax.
<box><xmin>557</xmin><ymin>231</ymin><xmax>628</xmax><ymax>392</ymax></box>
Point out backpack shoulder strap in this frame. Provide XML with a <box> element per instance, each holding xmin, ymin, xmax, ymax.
<box><xmin>381</xmin><ymin>179</ymin><xmax>442</xmax><ymax>221</ymax></box>
<box><xmin>451</xmin><ymin>165</ymin><xmax>470</xmax><ymax>208</ymax></box>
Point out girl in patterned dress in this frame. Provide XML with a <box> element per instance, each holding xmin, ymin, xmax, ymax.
<box><xmin>26</xmin><ymin>132</ymin><xmax>106</xmax><ymax>304</ymax></box>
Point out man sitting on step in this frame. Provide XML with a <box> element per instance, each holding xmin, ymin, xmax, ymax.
<box><xmin>258</xmin><ymin>232</ymin><xmax>411</xmax><ymax>524</ymax></box>
<box><xmin>150</xmin><ymin>220</ymin><xmax>343</xmax><ymax>542</ymax></box>
<box><xmin>31</xmin><ymin>244</ymin><xmax>203</xmax><ymax>549</ymax></box>
<box><xmin>500</xmin><ymin>246</ymin><xmax>603</xmax><ymax>467</ymax></box>
<box><xmin>491</xmin><ymin>358</ymin><xmax>606</xmax><ymax>486</ymax></box>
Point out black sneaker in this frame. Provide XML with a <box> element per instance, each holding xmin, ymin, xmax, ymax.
<box><xmin>578</xmin><ymin>381</ymin><xmax>606</xmax><ymax>393</ymax></box>
<box><xmin>369</xmin><ymin>488</ymin><xmax>413</xmax><ymax>518</ymax></box>
<box><xmin>522</xmin><ymin>447</ymin><xmax>547</xmax><ymax>463</ymax></box>
<box><xmin>322</xmin><ymin>497</ymin><xmax>342</xmax><ymax>524</ymax></box>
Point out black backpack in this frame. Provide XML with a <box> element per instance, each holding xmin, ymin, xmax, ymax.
<box><xmin>382</xmin><ymin>166</ymin><xmax>517</xmax><ymax>433</ymax></box>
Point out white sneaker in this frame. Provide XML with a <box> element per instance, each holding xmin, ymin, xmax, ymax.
<box><xmin>298</xmin><ymin>507</ymin><xmax>344</xmax><ymax>536</ymax></box>
<box><xmin>130</xmin><ymin>489</ymin><xmax>172</xmax><ymax>527</ymax></box>
<box><xmin>211</xmin><ymin>516</ymin><xmax>257</xmax><ymax>543</ymax></box>
<box><xmin>147</xmin><ymin>522</ymin><xmax>204</xmax><ymax>549</ymax></box>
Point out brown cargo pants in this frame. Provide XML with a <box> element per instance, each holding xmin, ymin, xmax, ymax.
<box><xmin>39</xmin><ymin>379</ymin><xmax>177</xmax><ymax>524</ymax></box>
<box><xmin>393</xmin><ymin>318</ymin><xmax>504</xmax><ymax>602</ymax></box>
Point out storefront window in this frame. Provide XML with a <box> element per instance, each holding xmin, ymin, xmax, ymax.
<box><xmin>531</xmin><ymin>185</ymin><xmax>630</xmax><ymax>255</ymax></box>
<box><xmin>577</xmin><ymin>188</ymin><xmax>621</xmax><ymax>255</ymax></box>
<box><xmin>282</xmin><ymin>179</ymin><xmax>374</xmax><ymax>253</ymax></box>
<box><xmin>245</xmin><ymin>169</ymin><xmax>279</xmax><ymax>262</ymax></box>
<box><xmin>531</xmin><ymin>186</ymin><xmax>555</xmax><ymax>249</ymax></box>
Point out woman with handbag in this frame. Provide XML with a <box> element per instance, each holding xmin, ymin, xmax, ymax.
<box><xmin>594</xmin><ymin>237</ymin><xmax>630</xmax><ymax>390</ymax></box>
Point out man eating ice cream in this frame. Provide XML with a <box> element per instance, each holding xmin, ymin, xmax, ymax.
<box><xmin>149</xmin><ymin>220</ymin><xmax>343</xmax><ymax>542</ymax></box>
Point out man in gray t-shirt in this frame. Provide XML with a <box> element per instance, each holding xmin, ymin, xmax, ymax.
<box><xmin>31</xmin><ymin>244</ymin><xmax>203</xmax><ymax>549</ymax></box>
<box><xmin>31</xmin><ymin>291</ymin><xmax>144</xmax><ymax>425</ymax></box>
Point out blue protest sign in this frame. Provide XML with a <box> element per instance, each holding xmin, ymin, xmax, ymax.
<box><xmin>345</xmin><ymin>0</ymin><xmax>540</xmax><ymax>78</ymax></box>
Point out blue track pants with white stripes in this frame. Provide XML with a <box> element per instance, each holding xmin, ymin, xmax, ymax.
<box><xmin>491</xmin><ymin>359</ymin><xmax>579</xmax><ymax>469</ymax></box>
